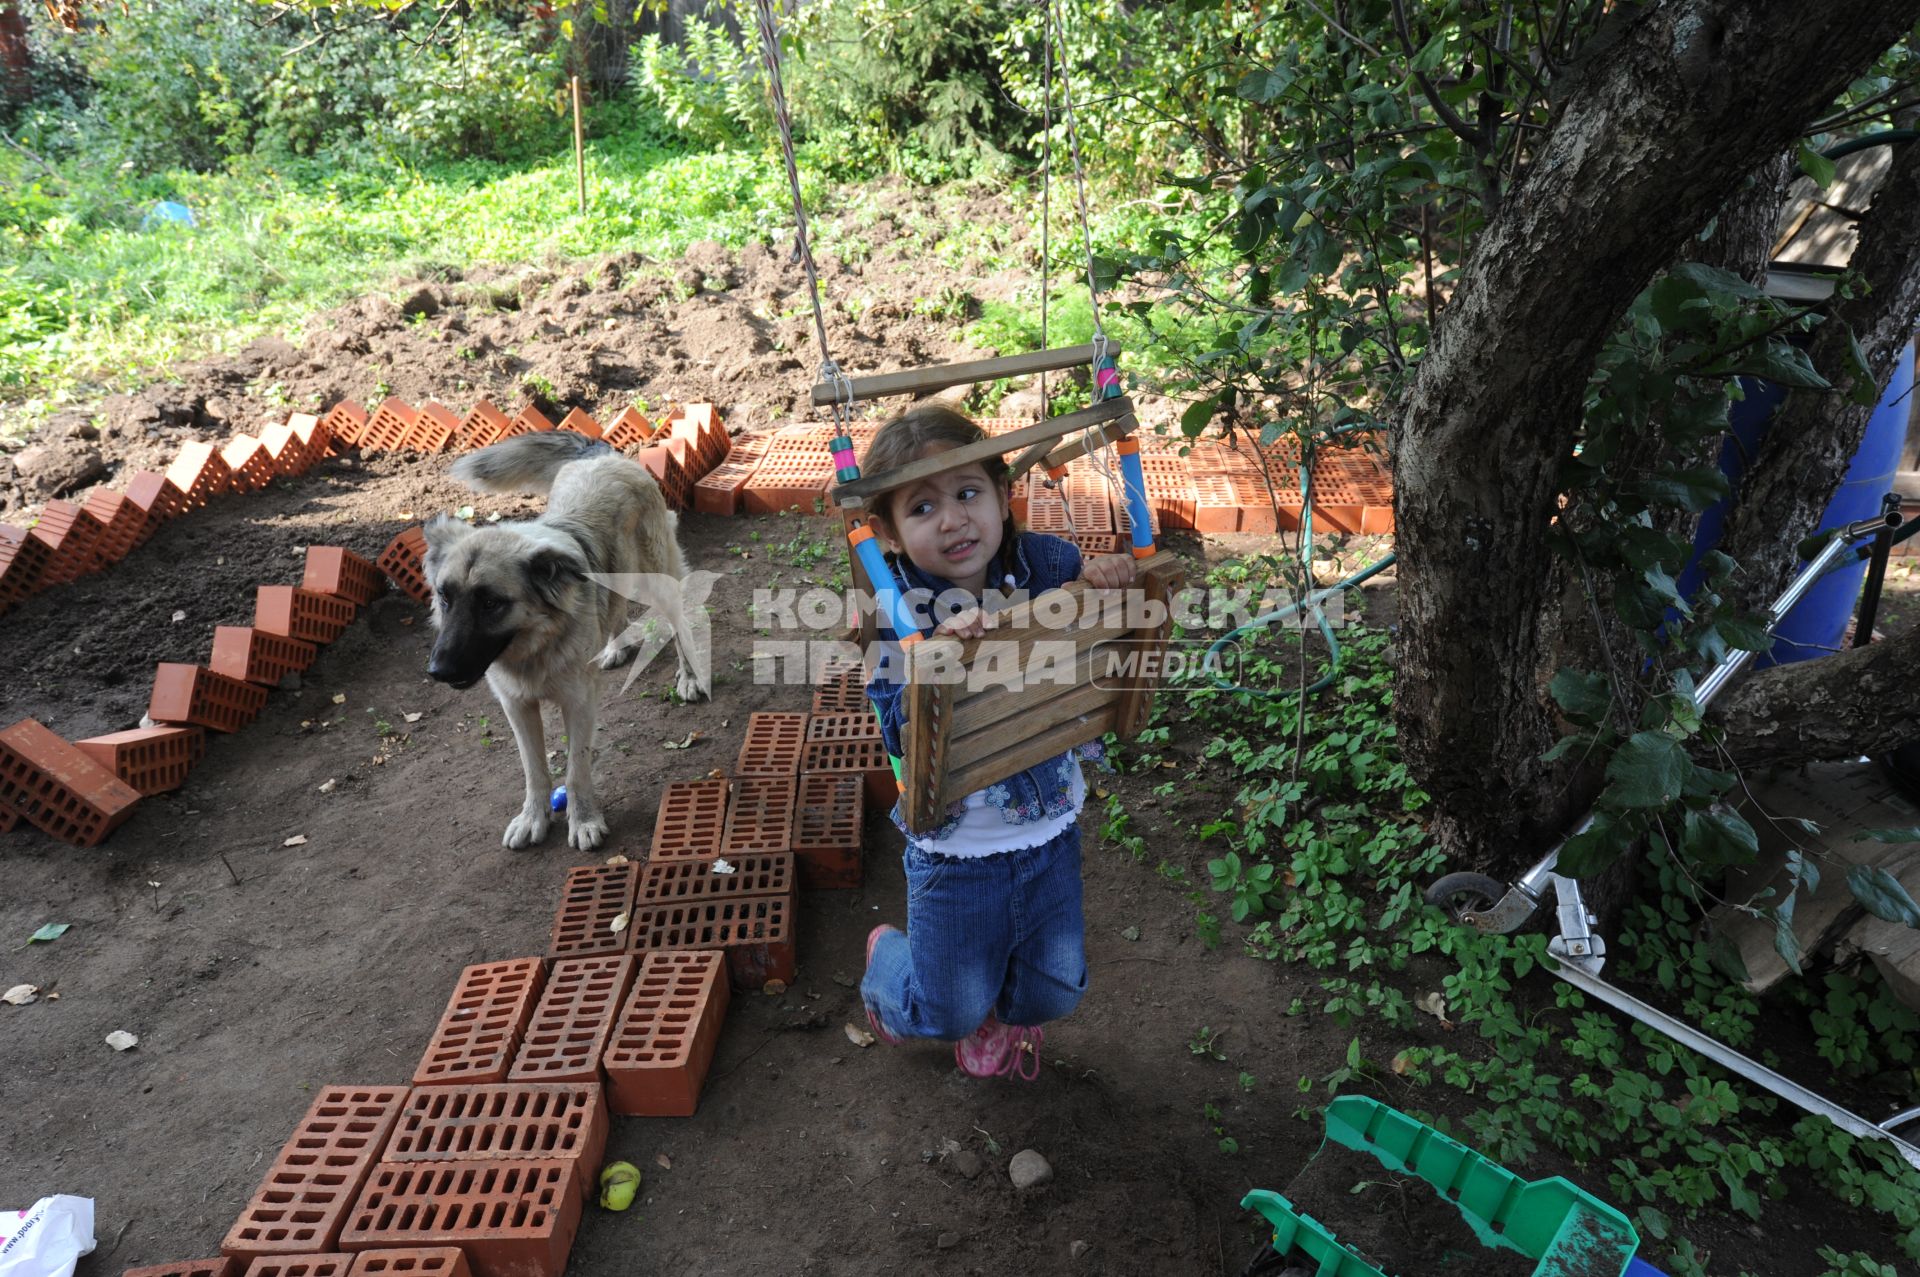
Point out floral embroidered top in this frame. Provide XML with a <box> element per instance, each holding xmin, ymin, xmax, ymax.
<box><xmin>866</xmin><ymin>531</ymin><xmax>1105</xmax><ymax>855</ymax></box>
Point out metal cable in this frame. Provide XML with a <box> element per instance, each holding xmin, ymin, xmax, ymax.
<box><xmin>1038</xmin><ymin>0</ymin><xmax>1053</xmax><ymax>412</ymax></box>
<box><xmin>751</xmin><ymin>0</ymin><xmax>850</xmax><ymax>405</ymax></box>
<box><xmin>1044</xmin><ymin>0</ymin><xmax>1108</xmax><ymax>357</ymax></box>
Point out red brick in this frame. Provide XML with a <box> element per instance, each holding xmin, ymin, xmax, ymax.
<box><xmin>150</xmin><ymin>664</ymin><xmax>270</xmax><ymax>733</ymax></box>
<box><xmin>406</xmin><ymin>402</ymin><xmax>461</xmax><ymax>454</ymax></box>
<box><xmin>1227</xmin><ymin>473</ymin><xmax>1293</xmax><ymax>534</ymax></box>
<box><xmin>256</xmin><ymin>586</ymin><xmax>357</xmax><ymax>645</ymax></box>
<box><xmin>800</xmin><ymin>735</ymin><xmax>895</xmax><ymax>809</ymax></box>
<box><xmin>632</xmin><ymin>446</ymin><xmax>692</xmax><ymax>511</ymax></box>
<box><xmin>741</xmin><ymin>460</ymin><xmax>829</xmax><ymax>515</ymax></box>
<box><xmin>0</xmin><ymin>525</ymin><xmax>49</xmax><ymax>612</ymax></box>
<box><xmin>124</xmin><ymin>1261</ymin><xmax>239</xmax><ymax>1277</ymax></box>
<box><xmin>627</xmin><ymin>896</ymin><xmax>796</xmax><ymax>990</ymax></box>
<box><xmin>793</xmin><ymin>773</ymin><xmax>863</xmax><ymax>889</ymax></box>
<box><xmin>303</xmin><ymin>547</ymin><xmax>386</xmax><ymax>607</ymax></box>
<box><xmin>546</xmin><ymin>862</ymin><xmax>637</xmax><ymax>960</ymax></box>
<box><xmin>637</xmin><ymin>851</ymin><xmax>795</xmax><ymax>908</ymax></box>
<box><xmin>720</xmin><ymin>775</ymin><xmax>795</xmax><ymax>855</ymax></box>
<box><xmin>691</xmin><ymin>433</ymin><xmax>769</xmax><ymax>515</ymax></box>
<box><xmin>338</xmin><ymin>1161</ymin><xmax>580</xmax><ymax>1277</ymax></box>
<box><xmin>1071</xmin><ymin>532</ymin><xmax>1123</xmax><ymax>557</ymax></box>
<box><xmin>166</xmin><ymin>440</ymin><xmax>233</xmax><ymax>509</ymax></box>
<box><xmin>0</xmin><ymin>718</ymin><xmax>142</xmax><ymax>847</ymax></box>
<box><xmin>1360</xmin><ymin>504</ymin><xmax>1394</xmax><ymax>534</ymax></box>
<box><xmin>1191</xmin><ymin>474</ymin><xmax>1240</xmax><ymax>533</ymax></box>
<box><xmin>346</xmin><ymin>1250</ymin><xmax>471</xmax><ymax>1277</ymax></box>
<box><xmin>1111</xmin><ymin>489</ymin><xmax>1164</xmax><ymax>540</ymax></box>
<box><xmin>510</xmin><ymin>405</ymin><xmax>555</xmax><ymax>436</ymax></box>
<box><xmin>804</xmin><ymin>712</ymin><xmax>878</xmax><ymax>744</ymax></box>
<box><xmin>556</xmin><ymin>408</ymin><xmax>600</xmax><ymax>439</ymax></box>
<box><xmin>290</xmin><ymin>415</ymin><xmax>332</xmax><ymax>464</ymax></box>
<box><xmin>599</xmin><ymin>405</ymin><xmax>655</xmax><ymax>450</ymax></box>
<box><xmin>124</xmin><ymin>471</ymin><xmax>187</xmax><ymax>542</ymax></box>
<box><xmin>507</xmin><ymin>955</ymin><xmax>635</xmax><ymax>1085</ymax></box>
<box><xmin>649</xmin><ymin>778</ymin><xmax>728</xmax><ymax>862</ymax></box>
<box><xmin>385</xmin><ymin>1084</ymin><xmax>607</xmax><ymax>1196</ymax></box>
<box><xmin>30</xmin><ymin>499</ymin><xmax>105</xmax><ymax>585</ymax></box>
<box><xmin>734</xmin><ymin>711</ymin><xmax>807</xmax><ymax>777</ymax></box>
<box><xmin>260</xmin><ymin>422</ymin><xmax>303</xmax><ymax>476</ymax></box>
<box><xmin>377</xmin><ymin>527</ymin><xmax>430</xmax><ymax>602</ymax></box>
<box><xmin>212</xmin><ymin>626</ymin><xmax>320</xmax><ymax>686</ymax></box>
<box><xmin>222</xmin><ymin>1085</ymin><xmax>410</xmax><ymax>1262</ymax></box>
<box><xmin>323</xmin><ymin>401</ymin><xmax>370</xmax><ymax>448</ymax></box>
<box><xmin>457</xmin><ymin>401</ymin><xmax>512</xmax><ymax>451</ymax></box>
<box><xmin>0</xmin><ymin>800</ymin><xmax>18</xmax><ymax>832</ymax></box>
<box><xmin>415</xmin><ymin>959</ymin><xmax>546</xmax><ymax>1087</ymax></box>
<box><xmin>360</xmin><ymin>399</ymin><xmax>418</xmax><ymax>453</ymax></box>
<box><xmin>222</xmin><ymin>434</ymin><xmax>277</xmax><ymax>493</ymax></box>
<box><xmin>84</xmin><ymin>488</ymin><xmax>146</xmax><ymax>566</ymax></box>
<box><xmin>241</xmin><ymin>1256</ymin><xmax>354</xmax><ymax>1277</ymax></box>
<box><xmin>74</xmin><ymin>726</ymin><xmax>200</xmax><ymax>796</ymax></box>
<box><xmin>810</xmin><ymin>662</ymin><xmax>867</xmax><ymax>715</ymax></box>
<box><xmin>603</xmin><ymin>950</ymin><xmax>729</xmax><ymax>1118</ymax></box>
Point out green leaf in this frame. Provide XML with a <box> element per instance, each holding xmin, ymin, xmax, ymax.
<box><xmin>1713</xmin><ymin>615</ymin><xmax>1774</xmax><ymax>653</ymax></box>
<box><xmin>1723</xmin><ymin>341</ymin><xmax>1830</xmax><ymax>390</ymax></box>
<box><xmin>1842</xmin><ymin>327</ymin><xmax>1878</xmax><ymax>406</ymax></box>
<box><xmin>1853</xmin><ymin>827</ymin><xmax>1920</xmax><ymax>844</ymax></box>
<box><xmin>1549</xmin><ymin>669</ymin><xmax>1612</xmax><ymax>724</ymax></box>
<box><xmin>28</xmin><ymin>922</ymin><xmax>70</xmax><ymax>943</ymax></box>
<box><xmin>1181</xmin><ymin>395</ymin><xmax>1221</xmax><ymax>436</ymax></box>
<box><xmin>1235</xmin><ymin>66</ymin><xmax>1294</xmax><ymax>104</ymax></box>
<box><xmin>1631</xmin><ymin>467</ymin><xmax>1730</xmax><ymax>513</ymax></box>
<box><xmin>1558</xmin><ymin>811</ymin><xmax>1628</xmax><ymax>878</ymax></box>
<box><xmin>1605</xmin><ymin>732</ymin><xmax>1693</xmax><ymax>809</ymax></box>
<box><xmin>1708</xmin><ymin>930</ymin><xmax>1751</xmax><ymax>983</ymax></box>
<box><xmin>1798</xmin><ymin>141</ymin><xmax>1837</xmax><ymax>190</ymax></box>
<box><xmin>1846</xmin><ymin>864</ymin><xmax>1920</xmax><ymax>928</ymax></box>
<box><xmin>1773</xmin><ymin>910</ymin><xmax>1805</xmax><ymax>976</ymax></box>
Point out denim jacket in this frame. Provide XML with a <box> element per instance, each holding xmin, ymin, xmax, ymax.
<box><xmin>866</xmin><ymin>531</ymin><xmax>1106</xmax><ymax>845</ymax></box>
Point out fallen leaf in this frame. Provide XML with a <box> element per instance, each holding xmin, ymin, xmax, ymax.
<box><xmin>3</xmin><ymin>984</ymin><xmax>38</xmax><ymax>1006</ymax></box>
<box><xmin>654</xmin><ymin>1153</ymin><xmax>672</xmax><ymax>1171</ymax></box>
<box><xmin>604</xmin><ymin>854</ymin><xmax>630</xmax><ymax>866</ymax></box>
<box><xmin>711</xmin><ymin>859</ymin><xmax>736</xmax><ymax>875</ymax></box>
<box><xmin>845</xmin><ymin>1023</ymin><xmax>876</xmax><ymax>1048</ymax></box>
<box><xmin>105</xmin><ymin>1030</ymin><xmax>138</xmax><ymax>1051</ymax></box>
<box><xmin>609</xmin><ymin>910</ymin><xmax>631</xmax><ymax>934</ymax></box>
<box><xmin>1415</xmin><ymin>991</ymin><xmax>1450</xmax><ymax>1026</ymax></box>
<box><xmin>28</xmin><ymin>923</ymin><xmax>70</xmax><ymax>943</ymax></box>
<box><xmin>1121</xmin><ymin>926</ymin><xmax>1141</xmax><ymax>942</ymax></box>
<box><xmin>705</xmin><ymin>768</ymin><xmax>726</xmax><ymax>780</ymax></box>
<box><xmin>331</xmin><ymin>693</ymin><xmax>347</xmax><ymax>705</ymax></box>
<box><xmin>1093</xmin><ymin>787</ymin><xmax>1110</xmax><ymax>800</ymax></box>
<box><xmin>456</xmin><ymin>505</ymin><xmax>476</xmax><ymax>520</ymax></box>
<box><xmin>318</xmin><ymin>779</ymin><xmax>336</xmax><ymax>793</ymax></box>
<box><xmin>1391</xmin><ymin>1051</ymin><xmax>1413</xmax><ymax>1076</ymax></box>
<box><xmin>46</xmin><ymin>992</ymin><xmax>59</xmax><ymax>1001</ymax></box>
<box><xmin>170</xmin><ymin>610</ymin><xmax>186</xmax><ymax>623</ymax></box>
<box><xmin>762</xmin><ymin>979</ymin><xmax>787</xmax><ymax>996</ymax></box>
<box><xmin>284</xmin><ymin>834</ymin><xmax>309</xmax><ymax>847</ymax></box>
<box><xmin>398</xmin><ymin>510</ymin><xmax>415</xmax><ymax>519</ymax></box>
<box><xmin>662</xmin><ymin>730</ymin><xmax>702</xmax><ymax>750</ymax></box>
<box><xmin>487</xmin><ymin>512</ymin><xmax>503</xmax><ymax>523</ymax></box>
<box><xmin>404</xmin><ymin>712</ymin><xmax>423</xmax><ymax>723</ymax></box>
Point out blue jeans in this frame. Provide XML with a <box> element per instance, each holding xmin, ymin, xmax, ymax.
<box><xmin>862</xmin><ymin>824</ymin><xmax>1088</xmax><ymax>1041</ymax></box>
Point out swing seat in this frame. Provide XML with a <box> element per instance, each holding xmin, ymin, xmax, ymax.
<box><xmin>895</xmin><ymin>550</ymin><xmax>1182</xmax><ymax>834</ymax></box>
<box><xmin>809</xmin><ymin>342</ymin><xmax>1121</xmax><ymax>408</ymax></box>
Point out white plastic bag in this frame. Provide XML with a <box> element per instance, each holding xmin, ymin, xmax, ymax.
<box><xmin>0</xmin><ymin>1197</ymin><xmax>95</xmax><ymax>1277</ymax></box>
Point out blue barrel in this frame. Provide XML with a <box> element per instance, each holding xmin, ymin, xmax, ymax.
<box><xmin>1678</xmin><ymin>335</ymin><xmax>1913</xmax><ymax>666</ymax></box>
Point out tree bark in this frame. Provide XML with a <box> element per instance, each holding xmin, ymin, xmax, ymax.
<box><xmin>0</xmin><ymin>4</ymin><xmax>29</xmax><ymax>104</ymax></box>
<box><xmin>1391</xmin><ymin>0</ymin><xmax>1920</xmax><ymax>875</ymax></box>
<box><xmin>1711</xmin><ymin>625</ymin><xmax>1920</xmax><ymax>769</ymax></box>
<box><xmin>1718</xmin><ymin>137</ymin><xmax>1920</xmax><ymax>616</ymax></box>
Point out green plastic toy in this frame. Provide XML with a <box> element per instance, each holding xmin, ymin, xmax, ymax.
<box><xmin>1242</xmin><ymin>1095</ymin><xmax>1640</xmax><ymax>1277</ymax></box>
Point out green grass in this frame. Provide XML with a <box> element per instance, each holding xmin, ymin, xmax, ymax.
<box><xmin>0</xmin><ymin>123</ymin><xmax>832</xmax><ymax>426</ymax></box>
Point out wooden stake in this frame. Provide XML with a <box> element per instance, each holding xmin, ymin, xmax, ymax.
<box><xmin>572</xmin><ymin>75</ymin><xmax>586</xmax><ymax>215</ymax></box>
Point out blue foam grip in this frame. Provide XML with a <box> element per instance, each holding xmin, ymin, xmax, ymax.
<box><xmin>853</xmin><ymin>535</ymin><xmax>919</xmax><ymax>642</ymax></box>
<box><xmin>1117</xmin><ymin>446</ymin><xmax>1155</xmax><ymax>554</ymax></box>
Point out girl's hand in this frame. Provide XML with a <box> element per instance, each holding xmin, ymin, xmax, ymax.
<box><xmin>934</xmin><ymin>606</ymin><xmax>991</xmax><ymax>639</ymax></box>
<box><xmin>1080</xmin><ymin>554</ymin><xmax>1138</xmax><ymax>590</ymax></box>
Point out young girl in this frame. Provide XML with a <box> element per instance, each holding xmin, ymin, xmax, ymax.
<box><xmin>856</xmin><ymin>404</ymin><xmax>1136</xmax><ymax>1080</ymax></box>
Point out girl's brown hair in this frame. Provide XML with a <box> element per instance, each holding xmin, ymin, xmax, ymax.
<box><xmin>860</xmin><ymin>403</ymin><xmax>1020</xmax><ymax>582</ymax></box>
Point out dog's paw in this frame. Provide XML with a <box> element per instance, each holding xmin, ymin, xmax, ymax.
<box><xmin>676</xmin><ymin>668</ymin><xmax>711</xmax><ymax>702</ymax></box>
<box><xmin>595</xmin><ymin>640</ymin><xmax>637</xmax><ymax>671</ymax></box>
<box><xmin>568</xmin><ymin>811</ymin><xmax>610</xmax><ymax>851</ymax></box>
<box><xmin>503</xmin><ymin>809</ymin><xmax>550</xmax><ymax>849</ymax></box>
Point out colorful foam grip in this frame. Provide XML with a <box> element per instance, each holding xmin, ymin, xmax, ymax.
<box><xmin>1114</xmin><ymin>437</ymin><xmax>1156</xmax><ymax>558</ymax></box>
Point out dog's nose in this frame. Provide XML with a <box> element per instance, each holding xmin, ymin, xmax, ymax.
<box><xmin>427</xmin><ymin>656</ymin><xmax>458</xmax><ymax>684</ymax></box>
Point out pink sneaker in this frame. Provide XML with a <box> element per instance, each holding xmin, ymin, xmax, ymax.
<box><xmin>954</xmin><ymin>1016</ymin><xmax>1044</xmax><ymax>1081</ymax></box>
<box><xmin>863</xmin><ymin>925</ymin><xmax>904</xmax><ymax>1046</ymax></box>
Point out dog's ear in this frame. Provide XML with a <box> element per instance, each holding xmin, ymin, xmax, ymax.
<box><xmin>421</xmin><ymin>514</ymin><xmax>470</xmax><ymax>580</ymax></box>
<box><xmin>523</xmin><ymin>544</ymin><xmax>587</xmax><ymax>611</ymax></box>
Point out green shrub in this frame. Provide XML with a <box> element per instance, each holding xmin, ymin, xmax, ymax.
<box><xmin>631</xmin><ymin>16</ymin><xmax>769</xmax><ymax>148</ymax></box>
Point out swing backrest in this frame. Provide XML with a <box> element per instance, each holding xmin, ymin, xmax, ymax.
<box><xmin>895</xmin><ymin>550</ymin><xmax>1181</xmax><ymax>834</ymax></box>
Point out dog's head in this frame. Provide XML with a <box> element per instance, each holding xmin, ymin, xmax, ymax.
<box><xmin>422</xmin><ymin>515</ymin><xmax>588</xmax><ymax>689</ymax></box>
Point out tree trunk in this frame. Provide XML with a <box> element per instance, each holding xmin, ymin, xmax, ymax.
<box><xmin>1391</xmin><ymin>0</ymin><xmax>1920</xmax><ymax>876</ymax></box>
<box><xmin>0</xmin><ymin>4</ymin><xmax>29</xmax><ymax>104</ymax></box>
<box><xmin>1717</xmin><ymin>137</ymin><xmax>1920</xmax><ymax>616</ymax></box>
<box><xmin>1711</xmin><ymin>624</ymin><xmax>1920</xmax><ymax>769</ymax></box>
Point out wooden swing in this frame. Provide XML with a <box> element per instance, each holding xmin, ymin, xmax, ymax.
<box><xmin>753</xmin><ymin>0</ymin><xmax>1181</xmax><ymax>832</ymax></box>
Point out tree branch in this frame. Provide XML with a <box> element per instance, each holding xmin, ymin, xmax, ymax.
<box><xmin>1709</xmin><ymin>624</ymin><xmax>1920</xmax><ymax>769</ymax></box>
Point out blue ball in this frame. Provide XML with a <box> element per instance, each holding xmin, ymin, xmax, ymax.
<box><xmin>550</xmin><ymin>786</ymin><xmax>568</xmax><ymax>813</ymax></box>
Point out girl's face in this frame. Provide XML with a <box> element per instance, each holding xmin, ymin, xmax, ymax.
<box><xmin>878</xmin><ymin>456</ymin><xmax>1008</xmax><ymax>595</ymax></box>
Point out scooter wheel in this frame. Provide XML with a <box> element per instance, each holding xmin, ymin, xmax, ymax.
<box><xmin>1423</xmin><ymin>871</ymin><xmax>1507</xmax><ymax>921</ymax></box>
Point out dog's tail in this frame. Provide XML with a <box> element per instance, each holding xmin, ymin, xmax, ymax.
<box><xmin>449</xmin><ymin>430</ymin><xmax>614</xmax><ymax>494</ymax></box>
